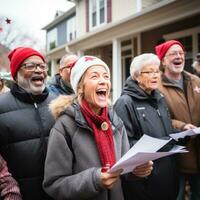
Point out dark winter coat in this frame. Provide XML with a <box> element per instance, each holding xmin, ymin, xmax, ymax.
<box><xmin>0</xmin><ymin>83</ymin><xmax>55</xmax><ymax>200</ymax></box>
<box><xmin>43</xmin><ymin>96</ymin><xmax>130</xmax><ymax>200</ymax></box>
<box><xmin>48</xmin><ymin>74</ymin><xmax>74</xmax><ymax>96</ymax></box>
<box><xmin>114</xmin><ymin>77</ymin><xmax>179</xmax><ymax>200</ymax></box>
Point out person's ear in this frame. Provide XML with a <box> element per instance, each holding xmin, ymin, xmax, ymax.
<box><xmin>133</xmin><ymin>75</ymin><xmax>140</xmax><ymax>83</ymax></box>
<box><xmin>161</xmin><ymin>57</ymin><xmax>166</xmax><ymax>66</ymax></box>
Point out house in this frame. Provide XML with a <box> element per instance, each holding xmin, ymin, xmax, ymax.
<box><xmin>42</xmin><ymin>6</ymin><xmax>76</xmax><ymax>75</ymax></box>
<box><xmin>43</xmin><ymin>0</ymin><xmax>200</xmax><ymax>102</ymax></box>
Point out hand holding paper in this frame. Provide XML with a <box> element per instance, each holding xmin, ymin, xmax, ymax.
<box><xmin>170</xmin><ymin>127</ymin><xmax>200</xmax><ymax>141</ymax></box>
<box><xmin>109</xmin><ymin>134</ymin><xmax>187</xmax><ymax>175</ymax></box>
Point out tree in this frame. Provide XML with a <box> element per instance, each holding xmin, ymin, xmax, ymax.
<box><xmin>0</xmin><ymin>16</ymin><xmax>41</xmax><ymax>50</ymax></box>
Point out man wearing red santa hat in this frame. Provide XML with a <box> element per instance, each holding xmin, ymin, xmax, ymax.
<box><xmin>0</xmin><ymin>47</ymin><xmax>55</xmax><ymax>200</ymax></box>
<box><xmin>155</xmin><ymin>40</ymin><xmax>200</xmax><ymax>200</ymax></box>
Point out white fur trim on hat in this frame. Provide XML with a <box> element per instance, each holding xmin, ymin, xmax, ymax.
<box><xmin>70</xmin><ymin>55</ymin><xmax>110</xmax><ymax>93</ymax></box>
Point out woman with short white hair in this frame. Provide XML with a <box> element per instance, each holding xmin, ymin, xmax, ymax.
<box><xmin>114</xmin><ymin>53</ymin><xmax>179</xmax><ymax>200</ymax></box>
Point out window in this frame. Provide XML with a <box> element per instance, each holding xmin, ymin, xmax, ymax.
<box><xmin>164</xmin><ymin>27</ymin><xmax>200</xmax><ymax>73</ymax></box>
<box><xmin>66</xmin><ymin>16</ymin><xmax>76</xmax><ymax>42</ymax></box>
<box><xmin>47</xmin><ymin>28</ymin><xmax>57</xmax><ymax>51</ymax></box>
<box><xmin>89</xmin><ymin>0</ymin><xmax>107</xmax><ymax>29</ymax></box>
<box><xmin>121</xmin><ymin>36</ymin><xmax>139</xmax><ymax>85</ymax></box>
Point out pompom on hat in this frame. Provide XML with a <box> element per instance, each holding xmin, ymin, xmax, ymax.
<box><xmin>70</xmin><ymin>55</ymin><xmax>110</xmax><ymax>93</ymax></box>
<box><xmin>155</xmin><ymin>40</ymin><xmax>185</xmax><ymax>61</ymax></box>
<box><xmin>8</xmin><ymin>47</ymin><xmax>45</xmax><ymax>79</ymax></box>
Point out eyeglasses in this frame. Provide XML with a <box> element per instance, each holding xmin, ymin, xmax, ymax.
<box><xmin>60</xmin><ymin>66</ymin><xmax>70</xmax><ymax>70</ymax></box>
<box><xmin>21</xmin><ymin>62</ymin><xmax>48</xmax><ymax>71</ymax></box>
<box><xmin>166</xmin><ymin>51</ymin><xmax>185</xmax><ymax>57</ymax></box>
<box><xmin>60</xmin><ymin>61</ymin><xmax>76</xmax><ymax>70</ymax></box>
<box><xmin>141</xmin><ymin>71</ymin><xmax>160</xmax><ymax>76</ymax></box>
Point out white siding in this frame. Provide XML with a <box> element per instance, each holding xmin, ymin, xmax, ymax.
<box><xmin>76</xmin><ymin>1</ymin><xmax>87</xmax><ymax>37</ymax></box>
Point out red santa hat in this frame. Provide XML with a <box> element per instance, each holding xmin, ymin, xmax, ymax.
<box><xmin>155</xmin><ymin>40</ymin><xmax>185</xmax><ymax>60</ymax></box>
<box><xmin>70</xmin><ymin>55</ymin><xmax>110</xmax><ymax>93</ymax></box>
<box><xmin>8</xmin><ymin>47</ymin><xmax>45</xmax><ymax>79</ymax></box>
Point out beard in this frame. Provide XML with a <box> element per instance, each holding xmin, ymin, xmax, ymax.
<box><xmin>16</xmin><ymin>72</ymin><xmax>46</xmax><ymax>95</ymax></box>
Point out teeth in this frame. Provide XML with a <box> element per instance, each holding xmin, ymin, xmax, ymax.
<box><xmin>97</xmin><ymin>89</ymin><xmax>106</xmax><ymax>92</ymax></box>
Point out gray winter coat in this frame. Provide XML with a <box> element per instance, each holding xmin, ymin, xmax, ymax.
<box><xmin>43</xmin><ymin>96</ymin><xmax>129</xmax><ymax>200</ymax></box>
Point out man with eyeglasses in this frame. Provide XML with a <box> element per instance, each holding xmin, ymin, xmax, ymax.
<box><xmin>155</xmin><ymin>40</ymin><xmax>200</xmax><ymax>200</ymax></box>
<box><xmin>47</xmin><ymin>53</ymin><xmax>78</xmax><ymax>96</ymax></box>
<box><xmin>0</xmin><ymin>47</ymin><xmax>56</xmax><ymax>200</ymax></box>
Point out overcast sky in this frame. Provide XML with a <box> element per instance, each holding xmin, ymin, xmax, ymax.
<box><xmin>0</xmin><ymin>0</ymin><xmax>74</xmax><ymax>49</ymax></box>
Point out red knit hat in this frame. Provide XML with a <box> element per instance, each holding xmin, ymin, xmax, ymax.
<box><xmin>155</xmin><ymin>40</ymin><xmax>185</xmax><ymax>60</ymax></box>
<box><xmin>8</xmin><ymin>47</ymin><xmax>45</xmax><ymax>78</ymax></box>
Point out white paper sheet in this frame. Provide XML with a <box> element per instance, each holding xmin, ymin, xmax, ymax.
<box><xmin>109</xmin><ymin>134</ymin><xmax>187</xmax><ymax>175</ymax></box>
<box><xmin>170</xmin><ymin>127</ymin><xmax>200</xmax><ymax>141</ymax></box>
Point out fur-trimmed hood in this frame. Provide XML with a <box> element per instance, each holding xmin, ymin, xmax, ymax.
<box><xmin>49</xmin><ymin>95</ymin><xmax>75</xmax><ymax>119</ymax></box>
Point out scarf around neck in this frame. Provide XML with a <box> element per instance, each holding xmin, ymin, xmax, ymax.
<box><xmin>80</xmin><ymin>99</ymin><xmax>116</xmax><ymax>168</ymax></box>
<box><xmin>11</xmin><ymin>83</ymin><xmax>49</xmax><ymax>104</ymax></box>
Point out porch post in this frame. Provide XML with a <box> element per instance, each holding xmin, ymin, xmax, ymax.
<box><xmin>112</xmin><ymin>39</ymin><xmax>122</xmax><ymax>103</ymax></box>
<box><xmin>77</xmin><ymin>50</ymin><xmax>84</xmax><ymax>57</ymax></box>
<box><xmin>51</xmin><ymin>59</ymin><xmax>57</xmax><ymax>77</ymax></box>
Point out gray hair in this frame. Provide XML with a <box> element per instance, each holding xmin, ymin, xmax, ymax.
<box><xmin>59</xmin><ymin>53</ymin><xmax>78</xmax><ymax>68</ymax></box>
<box><xmin>130</xmin><ymin>53</ymin><xmax>160</xmax><ymax>77</ymax></box>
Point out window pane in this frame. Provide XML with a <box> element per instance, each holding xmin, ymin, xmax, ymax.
<box><xmin>91</xmin><ymin>0</ymin><xmax>97</xmax><ymax>27</ymax></box>
<box><xmin>92</xmin><ymin>0</ymin><xmax>96</xmax><ymax>12</ymax></box>
<box><xmin>92</xmin><ymin>12</ymin><xmax>96</xmax><ymax>27</ymax></box>
<box><xmin>66</xmin><ymin>16</ymin><xmax>76</xmax><ymax>42</ymax></box>
<box><xmin>47</xmin><ymin>28</ymin><xmax>57</xmax><ymax>51</ymax></box>
<box><xmin>100</xmin><ymin>0</ymin><xmax>104</xmax><ymax>9</ymax></box>
<box><xmin>100</xmin><ymin>8</ymin><xmax>105</xmax><ymax>23</ymax></box>
<box><xmin>100</xmin><ymin>0</ymin><xmax>105</xmax><ymax>24</ymax></box>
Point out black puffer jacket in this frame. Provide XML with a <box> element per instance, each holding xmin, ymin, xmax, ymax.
<box><xmin>0</xmin><ymin>84</ymin><xmax>55</xmax><ymax>200</ymax></box>
<box><xmin>114</xmin><ymin>77</ymin><xmax>179</xmax><ymax>200</ymax></box>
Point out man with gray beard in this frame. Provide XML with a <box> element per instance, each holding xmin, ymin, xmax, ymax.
<box><xmin>0</xmin><ymin>47</ymin><xmax>55</xmax><ymax>200</ymax></box>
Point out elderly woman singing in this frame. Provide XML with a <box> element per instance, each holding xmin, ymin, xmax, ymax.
<box><xmin>43</xmin><ymin>56</ymin><xmax>153</xmax><ymax>200</ymax></box>
<box><xmin>114</xmin><ymin>53</ymin><xmax>179</xmax><ymax>200</ymax></box>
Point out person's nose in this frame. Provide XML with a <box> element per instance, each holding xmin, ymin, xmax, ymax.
<box><xmin>98</xmin><ymin>76</ymin><xmax>107</xmax><ymax>84</ymax></box>
<box><xmin>34</xmin><ymin>65</ymin><xmax>44</xmax><ymax>73</ymax></box>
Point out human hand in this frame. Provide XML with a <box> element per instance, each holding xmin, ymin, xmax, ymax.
<box><xmin>132</xmin><ymin>161</ymin><xmax>153</xmax><ymax>178</ymax></box>
<box><xmin>183</xmin><ymin>123</ymin><xmax>197</xmax><ymax>130</ymax></box>
<box><xmin>100</xmin><ymin>169</ymin><xmax>123</xmax><ymax>189</ymax></box>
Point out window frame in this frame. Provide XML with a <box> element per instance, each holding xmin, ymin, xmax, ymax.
<box><xmin>163</xmin><ymin>26</ymin><xmax>200</xmax><ymax>60</ymax></box>
<box><xmin>47</xmin><ymin>28</ymin><xmax>57</xmax><ymax>51</ymax></box>
<box><xmin>89</xmin><ymin>0</ymin><xmax>107</xmax><ymax>30</ymax></box>
<box><xmin>66</xmin><ymin>16</ymin><xmax>76</xmax><ymax>42</ymax></box>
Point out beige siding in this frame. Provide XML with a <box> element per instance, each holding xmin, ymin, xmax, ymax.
<box><xmin>112</xmin><ymin>0</ymin><xmax>138</xmax><ymax>22</ymax></box>
<box><xmin>142</xmin><ymin>0</ymin><xmax>163</xmax><ymax>9</ymax></box>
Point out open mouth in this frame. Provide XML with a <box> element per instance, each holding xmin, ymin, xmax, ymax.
<box><xmin>31</xmin><ymin>76</ymin><xmax>44</xmax><ymax>86</ymax></box>
<box><xmin>173</xmin><ymin>60</ymin><xmax>182</xmax><ymax>66</ymax></box>
<box><xmin>96</xmin><ymin>88</ymin><xmax>107</xmax><ymax>99</ymax></box>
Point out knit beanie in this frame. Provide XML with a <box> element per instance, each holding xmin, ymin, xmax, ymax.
<box><xmin>70</xmin><ymin>55</ymin><xmax>110</xmax><ymax>93</ymax></box>
<box><xmin>155</xmin><ymin>40</ymin><xmax>185</xmax><ymax>60</ymax></box>
<box><xmin>8</xmin><ymin>47</ymin><xmax>45</xmax><ymax>79</ymax></box>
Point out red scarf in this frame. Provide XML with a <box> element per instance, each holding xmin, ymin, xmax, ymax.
<box><xmin>80</xmin><ymin>100</ymin><xmax>116</xmax><ymax>167</ymax></box>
